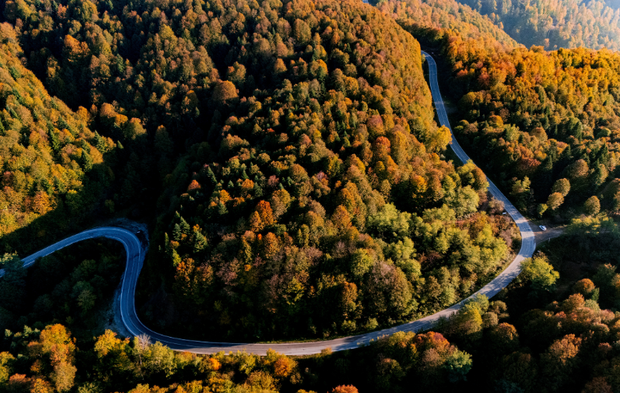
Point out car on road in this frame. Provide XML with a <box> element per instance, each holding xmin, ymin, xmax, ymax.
<box><xmin>539</xmin><ymin>225</ymin><xmax>547</xmax><ymax>231</ymax></box>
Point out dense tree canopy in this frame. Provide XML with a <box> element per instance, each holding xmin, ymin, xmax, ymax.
<box><xmin>2</xmin><ymin>224</ymin><xmax>620</xmax><ymax>393</ymax></box>
<box><xmin>0</xmin><ymin>240</ymin><xmax>125</xmax><ymax>341</ymax></box>
<box><xmin>411</xmin><ymin>29</ymin><xmax>620</xmax><ymax>217</ymax></box>
<box><xmin>122</xmin><ymin>0</ymin><xmax>515</xmax><ymax>341</ymax></box>
<box><xmin>376</xmin><ymin>0</ymin><xmax>520</xmax><ymax>49</ymax></box>
<box><xmin>369</xmin><ymin>0</ymin><xmax>620</xmax><ymax>219</ymax></box>
<box><xmin>3</xmin><ymin>0</ymin><xmax>620</xmax><ymax>392</ymax></box>
<box><xmin>0</xmin><ymin>0</ymin><xmax>520</xmax><ymax>344</ymax></box>
<box><xmin>0</xmin><ymin>23</ymin><xmax>115</xmax><ymax>251</ymax></box>
<box><xmin>0</xmin><ymin>0</ymin><xmax>521</xmax><ymax>341</ymax></box>
<box><xmin>453</xmin><ymin>44</ymin><xmax>620</xmax><ymax>216</ymax></box>
<box><xmin>453</xmin><ymin>0</ymin><xmax>620</xmax><ymax>51</ymax></box>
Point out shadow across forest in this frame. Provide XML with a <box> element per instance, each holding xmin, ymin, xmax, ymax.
<box><xmin>0</xmin><ymin>133</ymin><xmax>156</xmax><ymax>259</ymax></box>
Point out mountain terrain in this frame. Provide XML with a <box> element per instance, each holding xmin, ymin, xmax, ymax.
<box><xmin>1</xmin><ymin>0</ymin><xmax>620</xmax><ymax>392</ymax></box>
<box><xmin>452</xmin><ymin>0</ymin><xmax>620</xmax><ymax>51</ymax></box>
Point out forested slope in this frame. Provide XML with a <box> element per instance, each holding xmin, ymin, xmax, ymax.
<box><xmin>453</xmin><ymin>0</ymin><xmax>620</xmax><ymax>51</ymax></box>
<box><xmin>373</xmin><ymin>0</ymin><xmax>620</xmax><ymax>52</ymax></box>
<box><xmin>381</xmin><ymin>5</ymin><xmax>620</xmax><ymax>219</ymax></box>
<box><xmin>427</xmin><ymin>218</ymin><xmax>620</xmax><ymax>393</ymax></box>
<box><xmin>2</xmin><ymin>226</ymin><xmax>619</xmax><ymax>392</ymax></box>
<box><xmin>449</xmin><ymin>43</ymin><xmax>620</xmax><ymax>217</ymax></box>
<box><xmin>0</xmin><ymin>0</ymin><xmax>516</xmax><ymax>341</ymax></box>
<box><xmin>2</xmin><ymin>0</ymin><xmax>620</xmax><ymax>392</ymax></box>
<box><xmin>0</xmin><ymin>240</ymin><xmax>124</xmax><ymax>340</ymax></box>
<box><xmin>375</xmin><ymin>0</ymin><xmax>520</xmax><ymax>49</ymax></box>
<box><xmin>141</xmin><ymin>0</ymin><xmax>515</xmax><ymax>341</ymax></box>
<box><xmin>0</xmin><ymin>23</ymin><xmax>115</xmax><ymax>252</ymax></box>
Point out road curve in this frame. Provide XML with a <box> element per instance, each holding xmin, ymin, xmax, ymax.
<box><xmin>5</xmin><ymin>52</ymin><xmax>536</xmax><ymax>356</ymax></box>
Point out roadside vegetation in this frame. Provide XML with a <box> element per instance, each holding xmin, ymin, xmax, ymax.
<box><xmin>377</xmin><ymin>0</ymin><xmax>620</xmax><ymax>223</ymax></box>
<box><xmin>0</xmin><ymin>240</ymin><xmax>124</xmax><ymax>342</ymax></box>
<box><xmin>2</xmin><ymin>222</ymin><xmax>620</xmax><ymax>392</ymax></box>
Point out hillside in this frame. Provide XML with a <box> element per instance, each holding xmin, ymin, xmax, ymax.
<box><xmin>0</xmin><ymin>23</ymin><xmax>115</xmax><ymax>252</ymax></box>
<box><xmin>449</xmin><ymin>43</ymin><xmax>620</xmax><ymax>217</ymax></box>
<box><xmin>454</xmin><ymin>0</ymin><xmax>620</xmax><ymax>51</ymax></box>
<box><xmin>375</xmin><ymin>0</ymin><xmax>620</xmax><ymax>52</ymax></box>
<box><xmin>2</xmin><ymin>0</ymin><xmax>620</xmax><ymax>392</ymax></box>
<box><xmin>142</xmin><ymin>0</ymin><xmax>515</xmax><ymax>341</ymax></box>
<box><xmin>382</xmin><ymin>4</ymin><xmax>620</xmax><ymax>218</ymax></box>
<box><xmin>376</xmin><ymin>0</ymin><xmax>520</xmax><ymax>49</ymax></box>
<box><xmin>1</xmin><ymin>225</ymin><xmax>618</xmax><ymax>393</ymax></box>
<box><xmin>0</xmin><ymin>0</ymin><xmax>516</xmax><ymax>340</ymax></box>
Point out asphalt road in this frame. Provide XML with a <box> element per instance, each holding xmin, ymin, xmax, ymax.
<box><xmin>3</xmin><ymin>52</ymin><xmax>536</xmax><ymax>356</ymax></box>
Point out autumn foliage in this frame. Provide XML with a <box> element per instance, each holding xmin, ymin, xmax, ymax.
<box><xmin>120</xmin><ymin>0</ymin><xmax>515</xmax><ymax>341</ymax></box>
<box><xmin>0</xmin><ymin>24</ymin><xmax>114</xmax><ymax>249</ymax></box>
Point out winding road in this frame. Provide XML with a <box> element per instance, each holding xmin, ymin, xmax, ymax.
<box><xmin>4</xmin><ymin>52</ymin><xmax>536</xmax><ymax>356</ymax></box>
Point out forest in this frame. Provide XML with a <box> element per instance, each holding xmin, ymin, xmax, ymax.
<box><xmin>0</xmin><ymin>24</ymin><xmax>116</xmax><ymax>253</ymax></box>
<box><xmin>1</xmin><ymin>222</ymin><xmax>619</xmax><ymax>392</ymax></box>
<box><xmin>373</xmin><ymin>0</ymin><xmax>620</xmax><ymax>52</ymax></box>
<box><xmin>373</xmin><ymin>0</ymin><xmax>520</xmax><ymax>49</ymax></box>
<box><xmin>376</xmin><ymin>0</ymin><xmax>620</xmax><ymax>218</ymax></box>
<box><xmin>136</xmin><ymin>0</ymin><xmax>515</xmax><ymax>341</ymax></box>
<box><xmin>0</xmin><ymin>240</ymin><xmax>125</xmax><ymax>341</ymax></box>
<box><xmin>445</xmin><ymin>31</ymin><xmax>620</xmax><ymax>218</ymax></box>
<box><xmin>2</xmin><ymin>0</ymin><xmax>620</xmax><ymax>391</ymax></box>
<box><xmin>0</xmin><ymin>0</ymin><xmax>519</xmax><ymax>340</ymax></box>
<box><xmin>449</xmin><ymin>0</ymin><xmax>620</xmax><ymax>51</ymax></box>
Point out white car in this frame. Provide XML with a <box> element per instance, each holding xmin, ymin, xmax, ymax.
<box><xmin>539</xmin><ymin>225</ymin><xmax>547</xmax><ymax>231</ymax></box>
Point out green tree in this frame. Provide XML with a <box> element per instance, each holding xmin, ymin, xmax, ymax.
<box><xmin>547</xmin><ymin>192</ymin><xmax>564</xmax><ymax>211</ymax></box>
<box><xmin>445</xmin><ymin>350</ymin><xmax>472</xmax><ymax>382</ymax></box>
<box><xmin>551</xmin><ymin>178</ymin><xmax>571</xmax><ymax>197</ymax></box>
<box><xmin>0</xmin><ymin>352</ymin><xmax>15</xmax><ymax>384</ymax></box>
<box><xmin>520</xmin><ymin>257</ymin><xmax>559</xmax><ymax>292</ymax></box>
<box><xmin>584</xmin><ymin>196</ymin><xmax>600</xmax><ymax>216</ymax></box>
<box><xmin>350</xmin><ymin>249</ymin><xmax>374</xmax><ymax>279</ymax></box>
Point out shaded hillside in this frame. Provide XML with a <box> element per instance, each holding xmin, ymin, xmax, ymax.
<box><xmin>376</xmin><ymin>0</ymin><xmax>520</xmax><ymax>49</ymax></box>
<box><xmin>3</xmin><ymin>222</ymin><xmax>619</xmax><ymax>393</ymax></box>
<box><xmin>0</xmin><ymin>1</ymin><xmax>620</xmax><ymax>393</ymax></box>
<box><xmin>0</xmin><ymin>240</ymin><xmax>124</xmax><ymax>340</ymax></box>
<box><xmin>0</xmin><ymin>23</ymin><xmax>115</xmax><ymax>252</ymax></box>
<box><xmin>454</xmin><ymin>0</ymin><xmax>620</xmax><ymax>51</ymax></box>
